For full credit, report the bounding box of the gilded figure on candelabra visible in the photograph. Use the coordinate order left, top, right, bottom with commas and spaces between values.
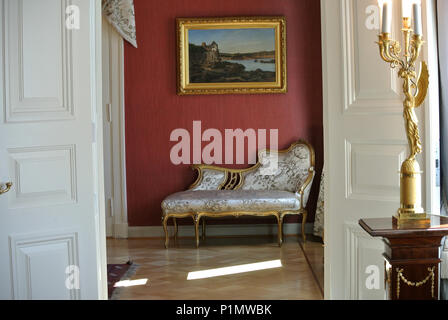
377, 1, 429, 221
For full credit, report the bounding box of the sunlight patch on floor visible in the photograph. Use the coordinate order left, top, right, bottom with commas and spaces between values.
114, 278, 148, 287
187, 260, 282, 280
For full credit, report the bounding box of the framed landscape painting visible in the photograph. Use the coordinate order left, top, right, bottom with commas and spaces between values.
176, 16, 287, 95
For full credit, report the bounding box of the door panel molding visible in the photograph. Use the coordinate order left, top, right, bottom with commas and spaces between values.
3, 0, 74, 123
7, 144, 77, 208
341, 0, 403, 115
345, 139, 407, 201
345, 222, 384, 300
9, 230, 80, 300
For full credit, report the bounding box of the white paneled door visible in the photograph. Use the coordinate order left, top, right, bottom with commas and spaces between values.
321, 0, 439, 299
0, 0, 106, 299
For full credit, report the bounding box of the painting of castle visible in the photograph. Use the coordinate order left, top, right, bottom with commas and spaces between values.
177, 17, 286, 95
188, 28, 277, 83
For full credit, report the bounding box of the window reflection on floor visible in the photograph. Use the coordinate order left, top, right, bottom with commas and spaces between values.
114, 278, 148, 287
187, 259, 282, 280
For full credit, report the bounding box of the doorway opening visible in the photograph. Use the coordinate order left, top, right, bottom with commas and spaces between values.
100, 18, 324, 300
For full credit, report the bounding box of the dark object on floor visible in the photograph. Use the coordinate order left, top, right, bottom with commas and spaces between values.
107, 261, 133, 299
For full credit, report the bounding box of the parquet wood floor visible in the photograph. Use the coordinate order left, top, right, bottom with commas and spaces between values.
107, 235, 324, 300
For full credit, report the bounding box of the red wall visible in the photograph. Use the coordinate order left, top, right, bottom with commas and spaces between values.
124, 0, 323, 227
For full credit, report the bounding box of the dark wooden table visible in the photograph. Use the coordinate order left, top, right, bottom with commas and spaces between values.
359, 215, 448, 300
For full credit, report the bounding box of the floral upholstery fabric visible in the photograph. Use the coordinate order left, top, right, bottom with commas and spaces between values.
190, 169, 226, 191
162, 190, 301, 214
162, 142, 314, 216
241, 144, 311, 193
313, 170, 325, 238
102, 0, 137, 48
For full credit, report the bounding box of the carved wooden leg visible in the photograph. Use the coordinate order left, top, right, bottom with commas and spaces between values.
202, 218, 206, 241
162, 215, 169, 249
193, 214, 200, 248
173, 218, 178, 239
301, 210, 308, 243
277, 213, 284, 247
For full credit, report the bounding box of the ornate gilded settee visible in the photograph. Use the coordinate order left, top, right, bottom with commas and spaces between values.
161, 140, 315, 248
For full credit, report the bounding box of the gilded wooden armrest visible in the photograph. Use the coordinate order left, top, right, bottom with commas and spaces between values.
298, 167, 315, 209
296, 140, 316, 209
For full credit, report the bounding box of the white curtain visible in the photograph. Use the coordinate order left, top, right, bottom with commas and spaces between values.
102, 0, 137, 48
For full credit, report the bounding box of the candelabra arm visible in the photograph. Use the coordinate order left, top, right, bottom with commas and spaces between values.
377, 34, 402, 67
409, 35, 424, 67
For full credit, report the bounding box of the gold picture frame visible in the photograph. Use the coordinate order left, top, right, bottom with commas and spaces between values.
176, 16, 287, 95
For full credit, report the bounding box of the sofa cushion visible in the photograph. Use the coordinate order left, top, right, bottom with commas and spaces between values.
241, 144, 311, 193
161, 190, 301, 214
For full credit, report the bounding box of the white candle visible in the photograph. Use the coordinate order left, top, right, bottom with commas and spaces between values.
382, 2, 392, 33
413, 2, 422, 35
402, 0, 413, 18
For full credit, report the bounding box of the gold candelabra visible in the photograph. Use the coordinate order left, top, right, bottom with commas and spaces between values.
377, 17, 429, 222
